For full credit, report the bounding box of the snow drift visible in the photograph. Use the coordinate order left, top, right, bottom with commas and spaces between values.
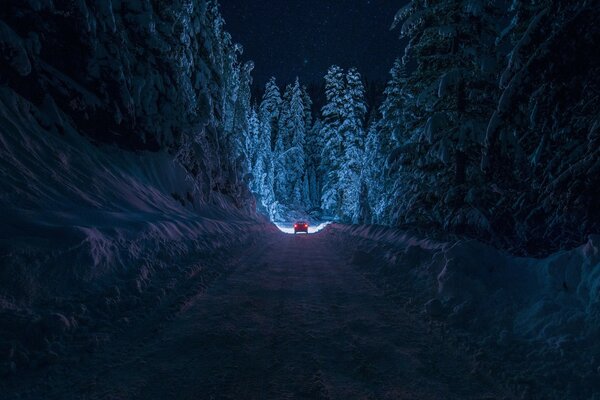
0, 0, 268, 377
0, 86, 267, 303
333, 224, 600, 399
0, 85, 272, 376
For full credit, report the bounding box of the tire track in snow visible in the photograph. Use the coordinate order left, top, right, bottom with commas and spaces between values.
4, 227, 513, 399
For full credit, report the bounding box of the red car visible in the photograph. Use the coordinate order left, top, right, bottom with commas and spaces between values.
294, 221, 309, 234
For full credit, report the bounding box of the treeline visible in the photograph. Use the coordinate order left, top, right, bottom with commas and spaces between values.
240, 0, 599, 254
372, 0, 600, 254
240, 77, 317, 219
237, 68, 375, 222
0, 0, 255, 207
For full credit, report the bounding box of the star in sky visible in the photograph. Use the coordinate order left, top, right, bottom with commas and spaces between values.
220, 1, 408, 86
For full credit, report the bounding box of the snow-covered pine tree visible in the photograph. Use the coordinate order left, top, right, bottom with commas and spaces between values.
338, 68, 367, 222
389, 0, 501, 234
244, 106, 260, 176
482, 0, 600, 253
301, 85, 314, 207
305, 118, 324, 208
273, 126, 288, 204
254, 78, 282, 216
362, 116, 385, 223
301, 85, 313, 130
251, 100, 278, 219
278, 83, 294, 149
230, 61, 254, 174
259, 77, 282, 150
271, 83, 294, 204
380, 58, 428, 225
320, 65, 346, 216
285, 78, 308, 205
264, 156, 281, 220
379, 58, 409, 151
354, 180, 373, 225
154, 0, 256, 208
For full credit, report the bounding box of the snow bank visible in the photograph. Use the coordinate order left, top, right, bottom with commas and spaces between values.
434, 236, 600, 343
332, 224, 600, 399
0, 85, 276, 374
334, 224, 600, 341
0, 86, 271, 304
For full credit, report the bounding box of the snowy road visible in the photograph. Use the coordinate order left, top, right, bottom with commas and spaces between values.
3, 227, 510, 399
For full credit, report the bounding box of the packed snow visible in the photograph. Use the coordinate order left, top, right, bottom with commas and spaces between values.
332, 224, 600, 399
1, 0, 598, 399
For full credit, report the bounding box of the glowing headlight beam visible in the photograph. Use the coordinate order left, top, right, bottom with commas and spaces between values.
274, 221, 332, 235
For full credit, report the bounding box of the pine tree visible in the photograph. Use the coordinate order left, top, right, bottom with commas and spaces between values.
285, 78, 307, 205
253, 78, 282, 216
245, 106, 260, 175
251, 103, 278, 219
264, 156, 281, 220
305, 118, 323, 208
320, 65, 346, 215
278, 83, 294, 149
388, 0, 501, 233
301, 85, 313, 130
378, 58, 416, 225
354, 180, 373, 225
379, 58, 409, 148
482, 0, 600, 251
338, 68, 367, 221
230, 61, 254, 173
363, 117, 385, 223
259, 77, 282, 150
273, 129, 288, 204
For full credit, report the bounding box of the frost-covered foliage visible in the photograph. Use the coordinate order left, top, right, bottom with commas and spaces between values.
283, 79, 308, 204
320, 66, 347, 216
245, 76, 324, 220
381, 0, 502, 236
339, 68, 367, 223
481, 0, 600, 253
362, 118, 386, 223
318, 66, 370, 222
0, 0, 273, 375
0, 0, 255, 207
367, 0, 599, 254
305, 119, 323, 208
245, 67, 371, 222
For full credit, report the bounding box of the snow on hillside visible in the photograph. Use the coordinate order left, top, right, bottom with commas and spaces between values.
332, 224, 600, 399
0, 86, 274, 375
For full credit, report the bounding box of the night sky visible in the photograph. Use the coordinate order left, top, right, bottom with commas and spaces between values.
219, 1, 408, 87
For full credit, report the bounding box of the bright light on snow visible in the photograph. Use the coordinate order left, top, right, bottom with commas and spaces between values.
274, 222, 332, 234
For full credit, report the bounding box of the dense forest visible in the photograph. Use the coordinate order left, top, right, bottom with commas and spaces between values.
1, 0, 597, 256
1, 1, 600, 398
237, 0, 600, 255
0, 0, 256, 210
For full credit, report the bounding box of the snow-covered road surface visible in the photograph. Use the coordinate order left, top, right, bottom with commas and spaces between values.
2, 227, 510, 400
275, 221, 332, 234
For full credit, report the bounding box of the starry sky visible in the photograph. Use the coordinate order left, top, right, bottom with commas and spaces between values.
219, 1, 408, 87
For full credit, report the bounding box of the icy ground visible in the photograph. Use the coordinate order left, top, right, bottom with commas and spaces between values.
2, 223, 598, 399
2, 227, 510, 399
